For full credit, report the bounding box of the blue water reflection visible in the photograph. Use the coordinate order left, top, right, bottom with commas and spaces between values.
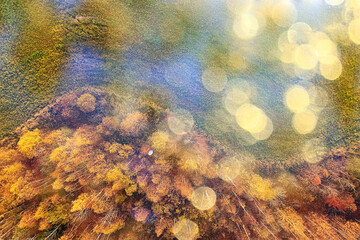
61, 47, 105, 88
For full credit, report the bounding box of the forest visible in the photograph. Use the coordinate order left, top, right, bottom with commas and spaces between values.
0, 86, 359, 239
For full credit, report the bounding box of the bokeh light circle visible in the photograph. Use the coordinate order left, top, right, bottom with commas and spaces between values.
348, 19, 360, 44
173, 218, 199, 240
325, 0, 344, 6
216, 156, 242, 182
235, 103, 268, 134
167, 109, 195, 135
292, 110, 318, 134
295, 44, 318, 70
250, 116, 273, 140
233, 13, 259, 40
271, 0, 297, 27
201, 67, 228, 93
288, 22, 312, 44
302, 138, 327, 164
319, 57, 343, 80
190, 187, 217, 211
285, 85, 310, 113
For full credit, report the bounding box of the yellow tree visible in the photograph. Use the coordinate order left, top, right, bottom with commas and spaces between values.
17, 129, 42, 158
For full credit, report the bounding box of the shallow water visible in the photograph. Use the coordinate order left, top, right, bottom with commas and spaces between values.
1, 0, 360, 239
